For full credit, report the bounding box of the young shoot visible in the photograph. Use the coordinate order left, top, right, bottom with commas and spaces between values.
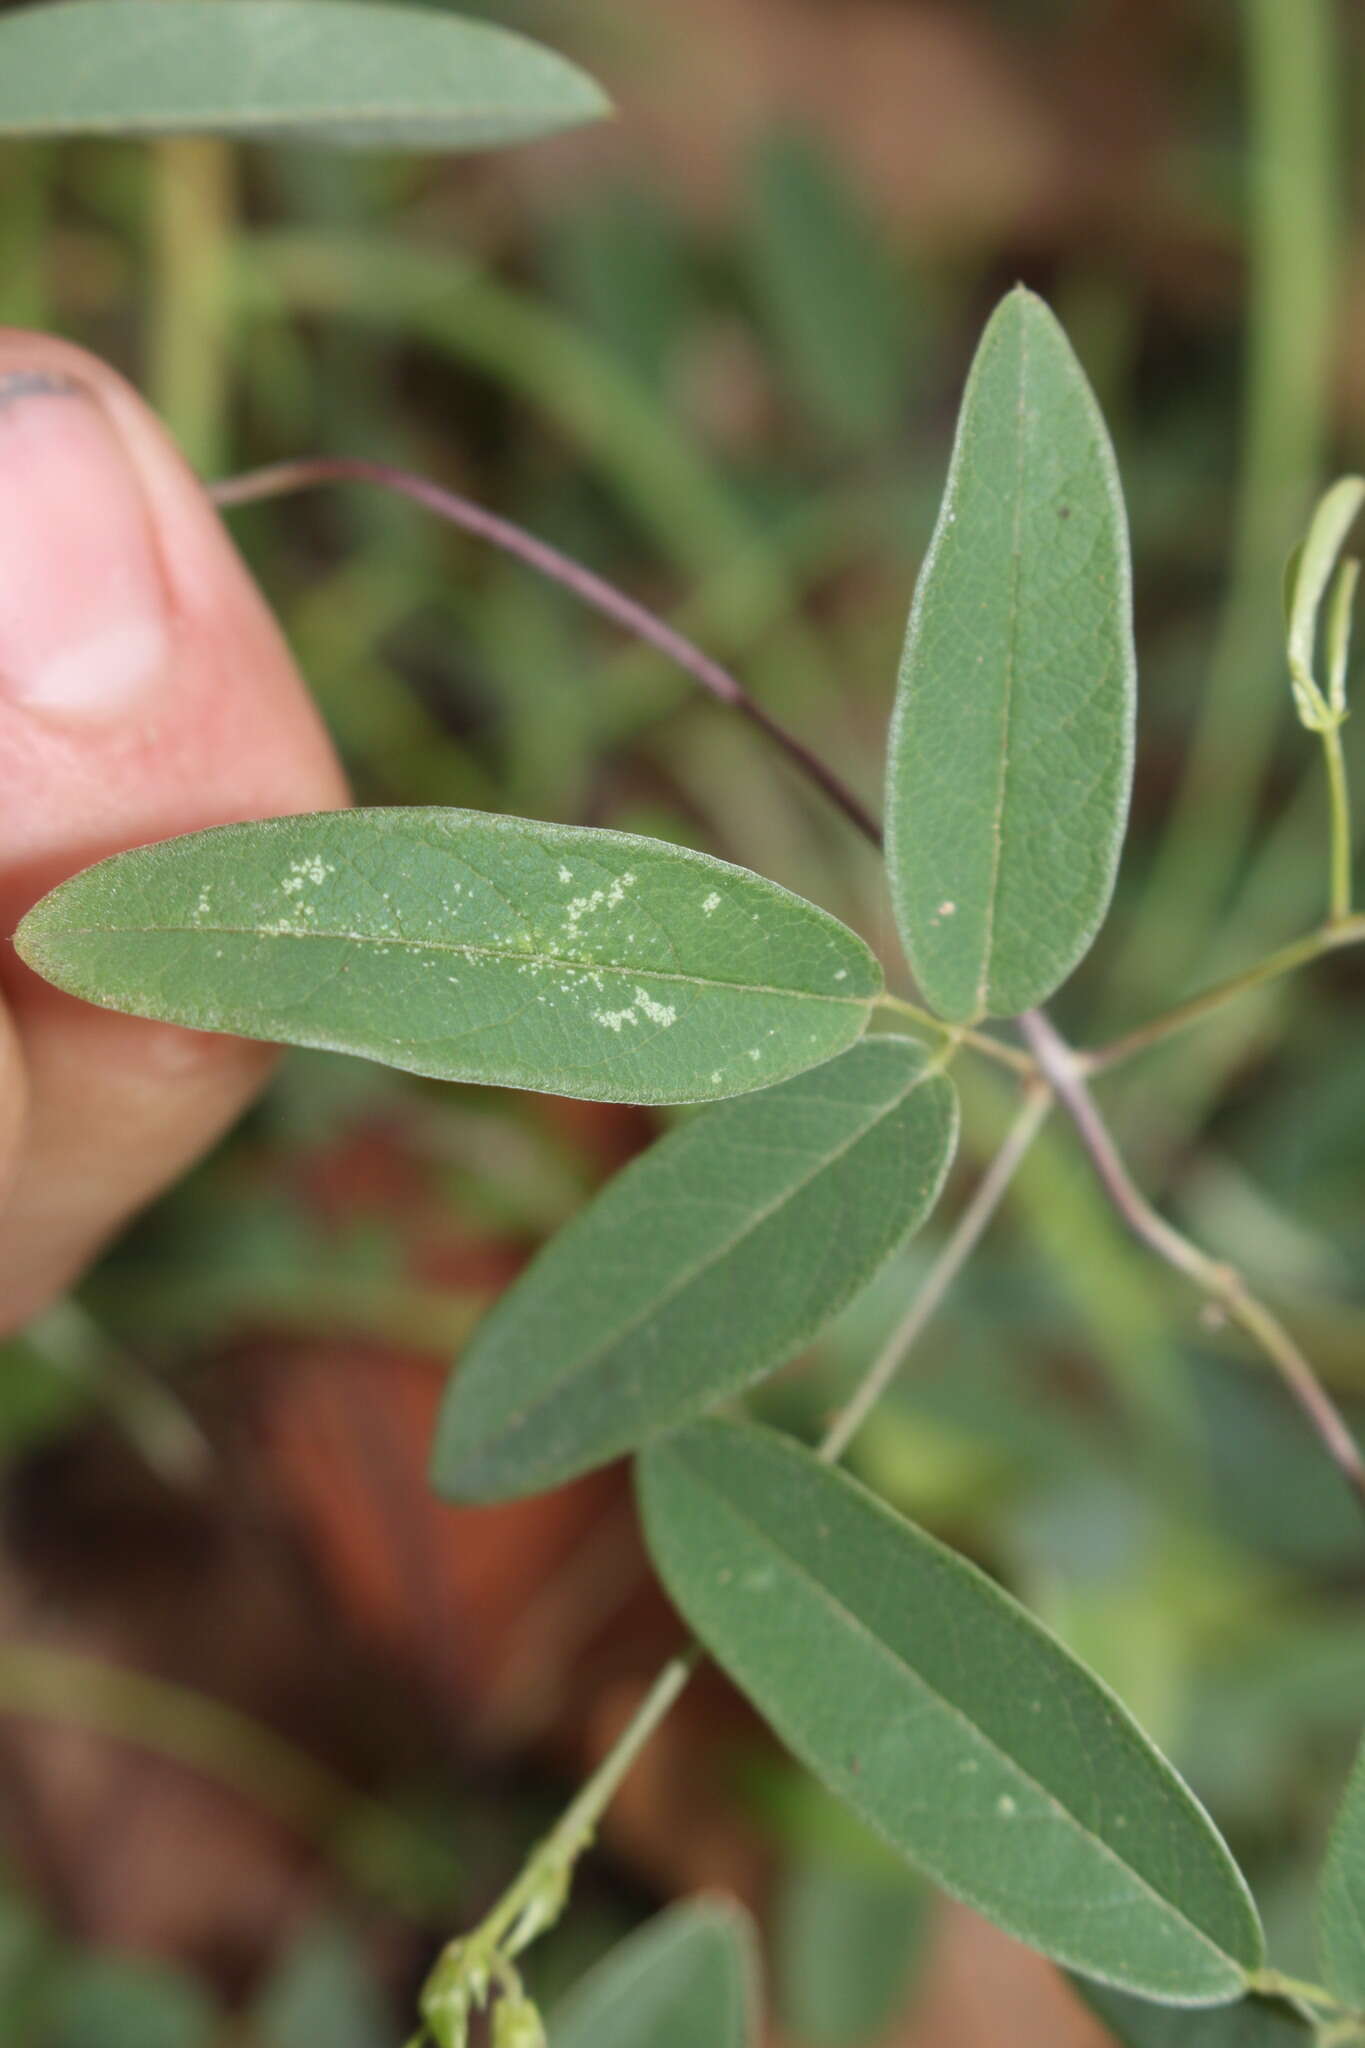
1284, 474, 1364, 920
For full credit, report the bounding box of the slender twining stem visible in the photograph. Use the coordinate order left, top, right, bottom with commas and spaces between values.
1085, 913, 1365, 1073
1020, 1009, 1365, 1513
876, 993, 1035, 1076
491, 1649, 697, 1958
819, 1085, 1053, 1464
211, 457, 882, 845
1324, 720, 1355, 920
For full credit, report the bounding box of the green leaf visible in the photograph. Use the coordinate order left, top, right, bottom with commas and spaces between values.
885, 286, 1136, 1022
1318, 1728, 1365, 2006
16, 809, 881, 1107
0, 1, 608, 152
774, 1862, 928, 2046
550, 1901, 759, 2048
638, 1421, 1262, 2004
1077, 1982, 1311, 2047
1284, 475, 1365, 728
432, 1037, 957, 1501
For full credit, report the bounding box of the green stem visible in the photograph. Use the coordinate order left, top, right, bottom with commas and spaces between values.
490, 1649, 699, 1961
818, 1085, 1052, 1463
0, 143, 53, 330
1324, 720, 1354, 920
150, 136, 235, 474
419, 1648, 699, 2037
875, 993, 1034, 1076
1246, 1966, 1352, 2015
1085, 914, 1365, 1072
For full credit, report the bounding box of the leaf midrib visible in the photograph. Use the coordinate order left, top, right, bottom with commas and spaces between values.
973, 312, 1030, 1019
459, 1067, 940, 1474
38, 921, 874, 1009
669, 1446, 1251, 1986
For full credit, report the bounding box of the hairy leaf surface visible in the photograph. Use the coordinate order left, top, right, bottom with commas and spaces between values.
433, 1037, 956, 1500
551, 1901, 758, 2048
0, 1, 607, 151
886, 286, 1135, 1021
638, 1421, 1262, 2003
17, 811, 880, 1106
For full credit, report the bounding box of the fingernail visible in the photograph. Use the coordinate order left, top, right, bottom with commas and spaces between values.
0, 370, 171, 715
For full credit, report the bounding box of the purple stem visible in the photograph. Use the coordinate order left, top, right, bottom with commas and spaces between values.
210, 457, 883, 847
1020, 1008, 1365, 1516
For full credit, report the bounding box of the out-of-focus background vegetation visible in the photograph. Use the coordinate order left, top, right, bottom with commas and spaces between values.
1, 1, 1363, 2041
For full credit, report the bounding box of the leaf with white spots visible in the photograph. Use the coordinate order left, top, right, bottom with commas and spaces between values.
432, 1038, 957, 1501
638, 1421, 1263, 2004
886, 286, 1136, 1022
15, 809, 881, 1106
0, 1, 608, 152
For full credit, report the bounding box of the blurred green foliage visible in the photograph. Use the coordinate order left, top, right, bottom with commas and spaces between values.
1, 0, 1363, 2040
